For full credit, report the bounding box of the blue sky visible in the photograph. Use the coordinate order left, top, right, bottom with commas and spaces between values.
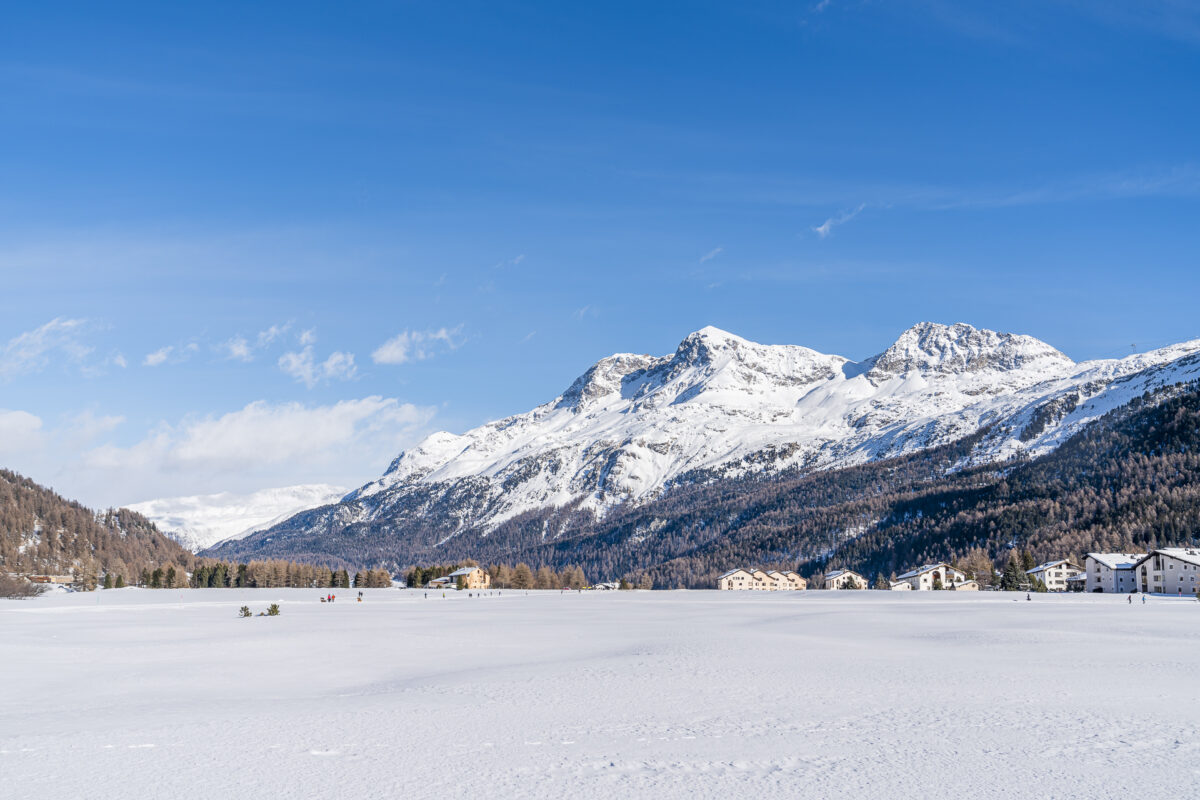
2, 0, 1199, 505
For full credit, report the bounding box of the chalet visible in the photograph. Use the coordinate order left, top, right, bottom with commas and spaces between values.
1132, 548, 1200, 596
1025, 560, 1083, 592
893, 563, 967, 591
823, 569, 867, 590
889, 580, 913, 591
1084, 553, 1144, 593
955, 580, 980, 591
427, 566, 491, 590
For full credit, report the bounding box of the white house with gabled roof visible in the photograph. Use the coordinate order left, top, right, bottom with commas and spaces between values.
893, 563, 967, 591
1084, 553, 1144, 593
823, 569, 867, 590
1132, 548, 1200, 596
718, 568, 766, 590
1025, 559, 1083, 592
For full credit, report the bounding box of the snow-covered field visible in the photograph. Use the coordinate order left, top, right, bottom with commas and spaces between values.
3, 590, 1198, 799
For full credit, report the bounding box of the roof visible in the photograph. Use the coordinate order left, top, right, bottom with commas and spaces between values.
825, 569, 863, 580
1132, 551, 1200, 568
895, 563, 963, 580
447, 566, 481, 577
1086, 553, 1145, 570
718, 568, 752, 579
1026, 559, 1082, 575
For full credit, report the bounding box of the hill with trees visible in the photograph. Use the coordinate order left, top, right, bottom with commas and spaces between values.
0, 469, 193, 587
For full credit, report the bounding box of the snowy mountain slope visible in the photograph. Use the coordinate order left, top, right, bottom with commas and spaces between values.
211, 323, 1200, 557
128, 484, 348, 552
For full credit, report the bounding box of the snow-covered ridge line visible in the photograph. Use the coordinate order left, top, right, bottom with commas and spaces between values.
281, 322, 1200, 544
129, 484, 349, 552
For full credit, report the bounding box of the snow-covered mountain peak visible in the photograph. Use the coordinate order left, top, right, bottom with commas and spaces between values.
273, 323, 1200, 547
866, 322, 1073, 381
558, 352, 661, 410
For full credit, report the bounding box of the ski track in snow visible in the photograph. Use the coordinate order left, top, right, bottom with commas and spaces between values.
3, 588, 1198, 798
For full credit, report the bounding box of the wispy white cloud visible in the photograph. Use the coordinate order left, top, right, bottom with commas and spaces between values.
371, 326, 464, 366
0, 317, 93, 380
218, 322, 291, 362
812, 203, 866, 238
142, 342, 198, 368
143, 346, 174, 367
493, 253, 527, 269
220, 336, 253, 362
278, 345, 357, 388
699, 246, 724, 263
520, 331, 536, 344
256, 323, 289, 348
573, 305, 597, 321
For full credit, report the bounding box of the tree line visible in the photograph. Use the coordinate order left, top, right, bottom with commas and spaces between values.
405, 561, 592, 590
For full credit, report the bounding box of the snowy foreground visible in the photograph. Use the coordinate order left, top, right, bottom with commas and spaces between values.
4, 590, 1199, 799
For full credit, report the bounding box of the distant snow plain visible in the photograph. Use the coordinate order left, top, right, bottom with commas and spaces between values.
3, 590, 1197, 799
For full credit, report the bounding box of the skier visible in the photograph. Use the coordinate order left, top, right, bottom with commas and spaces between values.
1142, 594, 1146, 604
1128, 594, 1132, 604
1026, 592, 1031, 601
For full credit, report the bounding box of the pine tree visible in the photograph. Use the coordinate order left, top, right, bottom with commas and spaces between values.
1000, 553, 1025, 591
102, 573, 113, 590
512, 563, 535, 589
115, 574, 125, 588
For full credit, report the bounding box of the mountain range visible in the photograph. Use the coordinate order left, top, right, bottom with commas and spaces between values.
127, 484, 348, 552
202, 322, 1200, 579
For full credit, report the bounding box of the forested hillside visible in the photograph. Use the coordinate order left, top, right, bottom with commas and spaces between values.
208, 381, 1200, 587
0, 470, 193, 584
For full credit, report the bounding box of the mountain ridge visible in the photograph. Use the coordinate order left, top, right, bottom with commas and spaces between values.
203, 322, 1200, 571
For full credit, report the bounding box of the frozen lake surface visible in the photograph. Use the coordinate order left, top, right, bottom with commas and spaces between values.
3, 588, 1198, 798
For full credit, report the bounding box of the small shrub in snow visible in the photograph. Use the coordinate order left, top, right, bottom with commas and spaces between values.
238, 606, 252, 618
267, 603, 281, 616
